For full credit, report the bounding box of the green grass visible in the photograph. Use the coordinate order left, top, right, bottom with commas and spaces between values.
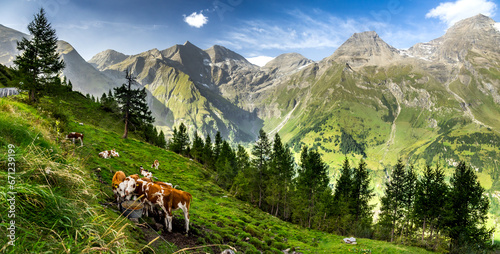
0, 92, 436, 253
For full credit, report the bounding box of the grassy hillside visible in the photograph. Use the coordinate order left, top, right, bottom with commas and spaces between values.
0, 92, 435, 253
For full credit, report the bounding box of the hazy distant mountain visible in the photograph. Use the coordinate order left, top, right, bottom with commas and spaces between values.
0, 25, 115, 97
56, 40, 115, 96
0, 24, 27, 66
88, 49, 128, 71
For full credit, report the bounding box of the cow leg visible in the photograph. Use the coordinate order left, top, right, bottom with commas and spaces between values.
179, 202, 190, 233
79, 137, 83, 147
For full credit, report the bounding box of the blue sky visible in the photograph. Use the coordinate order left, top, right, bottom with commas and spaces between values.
1, 0, 498, 66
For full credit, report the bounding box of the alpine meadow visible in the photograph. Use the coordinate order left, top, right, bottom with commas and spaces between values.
1, 2, 500, 254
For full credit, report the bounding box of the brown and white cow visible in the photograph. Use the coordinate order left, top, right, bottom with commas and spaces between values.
121, 178, 192, 233
160, 188, 192, 233
111, 171, 126, 203
99, 149, 120, 159
66, 132, 84, 146
151, 160, 159, 170
140, 166, 153, 178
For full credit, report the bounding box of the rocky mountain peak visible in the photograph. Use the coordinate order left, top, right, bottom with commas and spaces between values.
264, 53, 313, 74
88, 49, 128, 70
205, 45, 249, 64
407, 14, 500, 63
329, 31, 400, 68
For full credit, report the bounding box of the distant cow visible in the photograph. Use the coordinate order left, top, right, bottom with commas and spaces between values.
151, 160, 159, 170
66, 132, 84, 146
110, 149, 119, 157
99, 149, 119, 159
140, 166, 153, 178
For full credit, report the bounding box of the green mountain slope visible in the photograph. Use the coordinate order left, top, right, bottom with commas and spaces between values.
0, 92, 434, 253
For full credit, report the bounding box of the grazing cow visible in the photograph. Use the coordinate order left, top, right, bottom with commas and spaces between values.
110, 149, 119, 157
122, 179, 192, 233
160, 188, 192, 233
99, 150, 110, 158
99, 149, 119, 159
111, 171, 126, 203
116, 174, 140, 201
151, 160, 159, 170
66, 132, 84, 146
140, 166, 153, 178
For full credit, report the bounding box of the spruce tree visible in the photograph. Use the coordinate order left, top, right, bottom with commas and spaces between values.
414, 164, 448, 243
332, 157, 353, 235
294, 147, 330, 228
190, 132, 205, 162
232, 145, 253, 201
14, 8, 65, 103
445, 161, 492, 252
350, 159, 374, 236
114, 69, 153, 138
203, 134, 214, 169
379, 159, 407, 242
268, 133, 295, 218
251, 129, 271, 208
169, 123, 189, 155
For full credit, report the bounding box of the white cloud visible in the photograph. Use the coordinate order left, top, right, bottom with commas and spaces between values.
426, 0, 497, 27
183, 12, 208, 28
247, 56, 275, 67
495, 23, 500, 32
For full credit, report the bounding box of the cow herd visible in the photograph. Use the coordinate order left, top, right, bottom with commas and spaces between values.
64, 131, 192, 233
111, 164, 192, 233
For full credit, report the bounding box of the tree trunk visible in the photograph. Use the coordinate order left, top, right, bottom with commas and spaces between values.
422, 217, 426, 241
122, 110, 129, 138
29, 89, 36, 103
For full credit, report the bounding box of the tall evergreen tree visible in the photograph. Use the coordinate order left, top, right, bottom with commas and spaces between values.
332, 157, 353, 235
214, 131, 223, 161
114, 69, 153, 138
445, 161, 492, 252
268, 134, 295, 219
294, 147, 330, 229
169, 123, 190, 155
232, 145, 254, 201
379, 159, 407, 242
190, 132, 205, 162
157, 130, 167, 149
14, 8, 65, 103
350, 159, 374, 236
251, 129, 271, 208
414, 164, 448, 243
203, 134, 214, 169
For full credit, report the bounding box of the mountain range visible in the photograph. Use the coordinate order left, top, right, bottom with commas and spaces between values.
1, 15, 500, 211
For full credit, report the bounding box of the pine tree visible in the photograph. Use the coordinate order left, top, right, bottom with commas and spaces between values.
114, 69, 153, 138
350, 159, 374, 236
294, 147, 330, 229
445, 161, 492, 252
169, 123, 190, 155
214, 131, 223, 161
268, 133, 295, 219
203, 134, 214, 169
332, 157, 353, 235
14, 8, 65, 103
379, 159, 407, 242
157, 130, 167, 149
414, 164, 448, 243
251, 129, 271, 208
190, 132, 205, 162
232, 145, 255, 202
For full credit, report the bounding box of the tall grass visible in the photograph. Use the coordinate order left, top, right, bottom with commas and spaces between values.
0, 96, 142, 253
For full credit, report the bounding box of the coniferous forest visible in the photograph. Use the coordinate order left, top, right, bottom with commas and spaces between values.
168, 124, 494, 253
